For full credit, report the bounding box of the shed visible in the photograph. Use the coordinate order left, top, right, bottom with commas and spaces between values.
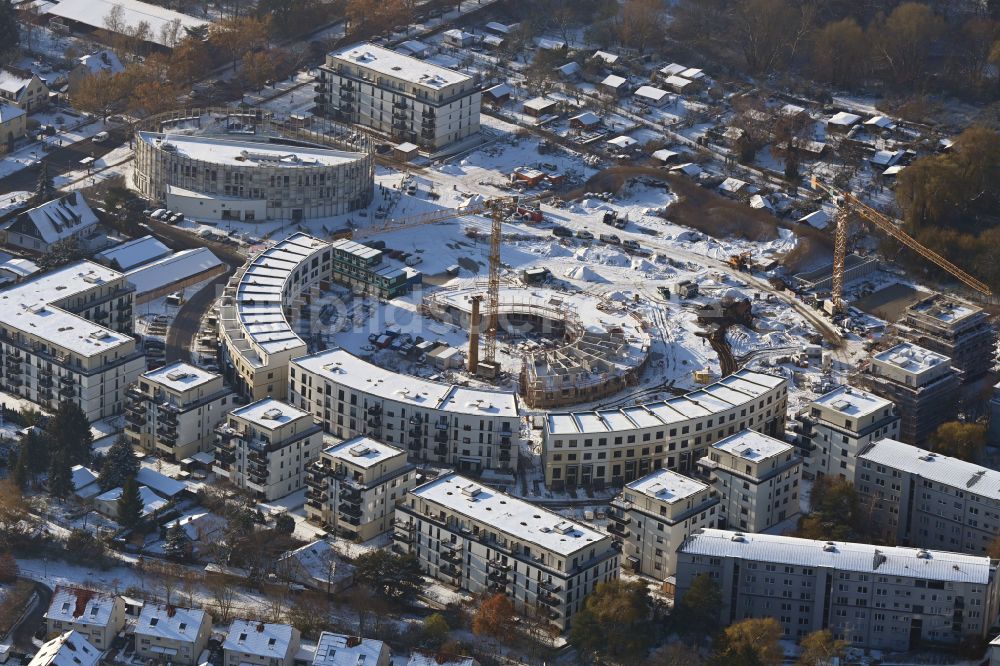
396, 40, 431, 58
718, 177, 748, 196
555, 62, 581, 80
442, 29, 474, 48
591, 51, 619, 66
651, 148, 679, 164
569, 111, 601, 130
799, 210, 830, 230
600, 74, 627, 96
393, 142, 420, 162
663, 75, 694, 94
659, 63, 686, 77
523, 97, 558, 117
606, 135, 638, 153
483, 83, 512, 105
827, 111, 861, 132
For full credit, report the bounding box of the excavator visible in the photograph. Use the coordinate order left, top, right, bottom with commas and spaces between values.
809, 177, 991, 314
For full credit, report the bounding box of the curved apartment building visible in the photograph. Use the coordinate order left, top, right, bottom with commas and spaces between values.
543, 369, 788, 490
289, 348, 521, 473
218, 232, 333, 400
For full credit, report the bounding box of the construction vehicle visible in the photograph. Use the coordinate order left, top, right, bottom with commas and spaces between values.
727, 252, 752, 272
809, 177, 991, 314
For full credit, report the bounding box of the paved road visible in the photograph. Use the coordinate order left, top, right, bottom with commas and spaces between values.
0, 125, 129, 193
10, 580, 51, 651
142, 221, 246, 364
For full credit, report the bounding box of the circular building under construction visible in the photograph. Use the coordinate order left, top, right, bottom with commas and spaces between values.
132, 108, 374, 223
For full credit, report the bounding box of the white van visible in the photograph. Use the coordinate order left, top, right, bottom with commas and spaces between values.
93, 131, 110, 144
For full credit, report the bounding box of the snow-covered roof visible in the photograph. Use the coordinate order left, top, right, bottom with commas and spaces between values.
396, 40, 430, 56
410, 473, 607, 557
277, 539, 354, 590
626, 469, 710, 504
223, 620, 296, 659
76, 51, 124, 77
634, 85, 669, 102
483, 83, 511, 99
680, 67, 704, 80
663, 75, 693, 90
523, 96, 558, 112
70, 466, 98, 494
827, 111, 861, 126
0, 69, 33, 96
313, 632, 386, 666
0, 102, 25, 122
799, 209, 830, 229
592, 50, 618, 64
606, 135, 637, 149
780, 103, 806, 116
47, 0, 208, 47
483, 21, 511, 34
859, 439, 1000, 499
321, 436, 406, 469
292, 348, 519, 418
136, 467, 187, 497
28, 631, 100, 666
0, 257, 38, 277
167, 511, 226, 542
711, 429, 792, 462
570, 111, 600, 126
871, 149, 904, 166
136, 604, 207, 643
8, 193, 98, 245
95, 485, 167, 516
601, 74, 626, 88
535, 37, 565, 50
231, 397, 311, 429
125, 247, 221, 295
96, 235, 171, 271
812, 385, 892, 419
0, 261, 134, 357
671, 162, 701, 176
46, 587, 120, 628
329, 43, 471, 90
547, 369, 784, 435
659, 63, 686, 76
142, 361, 220, 393
873, 342, 949, 376
138, 132, 360, 168
680, 528, 995, 584
718, 177, 747, 193
651, 149, 679, 162
406, 653, 475, 666
748, 194, 771, 210
556, 62, 580, 77
864, 115, 894, 128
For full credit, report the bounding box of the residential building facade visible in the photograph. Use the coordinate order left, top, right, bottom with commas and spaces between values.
793, 386, 899, 480
860, 342, 960, 445
1, 193, 100, 254
0, 261, 143, 421
0, 103, 25, 153
304, 436, 416, 541
45, 587, 126, 651
318, 43, 481, 151
134, 605, 212, 666
675, 529, 1000, 651
125, 362, 234, 461
543, 370, 787, 490
289, 348, 520, 473
214, 398, 323, 501
608, 468, 718, 579
0, 69, 49, 111
222, 620, 300, 666
856, 438, 1000, 555
394, 473, 619, 631
328, 238, 413, 299
698, 430, 802, 532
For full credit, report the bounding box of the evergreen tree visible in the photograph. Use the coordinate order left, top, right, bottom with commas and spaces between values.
274, 512, 294, 535
48, 450, 73, 499
0, 0, 19, 55
33, 161, 54, 204
45, 401, 93, 466
164, 522, 192, 562
117, 477, 143, 529
20, 429, 51, 483
10, 451, 27, 490
97, 437, 139, 491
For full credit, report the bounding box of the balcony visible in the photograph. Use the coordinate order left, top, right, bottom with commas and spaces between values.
339, 513, 361, 527
499, 451, 511, 463
408, 439, 422, 452
608, 509, 631, 525
441, 549, 462, 564
305, 487, 327, 503
368, 405, 382, 416
607, 522, 628, 538
156, 427, 177, 442
433, 445, 448, 456
305, 472, 327, 489
538, 579, 561, 593
38, 389, 54, 402
434, 422, 449, 431
339, 503, 361, 519
434, 431, 448, 444
126, 386, 145, 401
125, 411, 146, 427
306, 499, 323, 510
215, 424, 243, 440
439, 564, 460, 579
408, 415, 421, 425
394, 529, 414, 543
499, 436, 512, 449
37, 376, 53, 388
314, 83, 327, 93
408, 426, 422, 438
367, 417, 381, 428
538, 591, 560, 607
487, 559, 510, 572
59, 374, 73, 385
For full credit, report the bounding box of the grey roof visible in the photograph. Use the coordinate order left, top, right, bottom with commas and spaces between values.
680, 529, 994, 584
858, 438, 1000, 499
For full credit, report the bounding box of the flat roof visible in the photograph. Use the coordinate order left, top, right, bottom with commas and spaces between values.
812, 385, 892, 418
143, 361, 220, 392
329, 42, 471, 90
137, 132, 361, 168
411, 473, 606, 556
907, 293, 982, 324
329, 238, 381, 260
680, 529, 993, 584
711, 429, 791, 461
0, 261, 134, 356
293, 348, 519, 418
873, 342, 950, 375
232, 397, 311, 429
859, 438, 999, 499
546, 369, 784, 435
47, 0, 208, 47
322, 436, 406, 469
626, 469, 709, 504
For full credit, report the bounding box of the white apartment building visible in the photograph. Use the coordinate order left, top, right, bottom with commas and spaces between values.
796, 386, 899, 480
218, 232, 333, 400
313, 632, 390, 666
289, 348, 520, 473
676, 529, 1000, 651
0, 261, 143, 421
125, 362, 234, 461
28, 632, 100, 666
544, 370, 787, 489
214, 398, 323, 501
394, 473, 619, 632
223, 620, 300, 666
45, 587, 126, 651
134, 604, 212, 666
319, 43, 481, 151
304, 436, 416, 541
856, 438, 1000, 556
698, 430, 802, 532
609, 469, 718, 579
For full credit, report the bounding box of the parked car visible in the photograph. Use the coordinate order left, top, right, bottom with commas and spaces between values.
150, 209, 168, 220
93, 131, 110, 143
622, 239, 641, 251
552, 226, 573, 238
599, 233, 620, 244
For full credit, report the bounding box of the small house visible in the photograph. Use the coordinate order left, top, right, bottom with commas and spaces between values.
718, 177, 749, 197
1, 192, 99, 254
606, 135, 638, 154
483, 21, 513, 36
68, 51, 124, 92
396, 40, 431, 58
555, 62, 581, 80
599, 74, 627, 97
0, 68, 50, 112
313, 633, 389, 666
569, 111, 601, 130
442, 29, 474, 48
633, 85, 669, 107
393, 142, 419, 162
134, 605, 212, 666
483, 83, 511, 106
0, 103, 26, 153
827, 111, 861, 133
223, 620, 300, 666
522, 97, 558, 118
591, 51, 619, 67
658, 63, 686, 78
651, 148, 679, 164
534, 37, 566, 51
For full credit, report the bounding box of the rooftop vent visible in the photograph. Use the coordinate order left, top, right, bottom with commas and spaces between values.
967, 469, 986, 488
460, 483, 481, 498
916, 549, 931, 559
348, 444, 370, 457
261, 407, 283, 420
823, 542, 837, 552
730, 533, 746, 543
553, 521, 575, 534
165, 370, 192, 382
